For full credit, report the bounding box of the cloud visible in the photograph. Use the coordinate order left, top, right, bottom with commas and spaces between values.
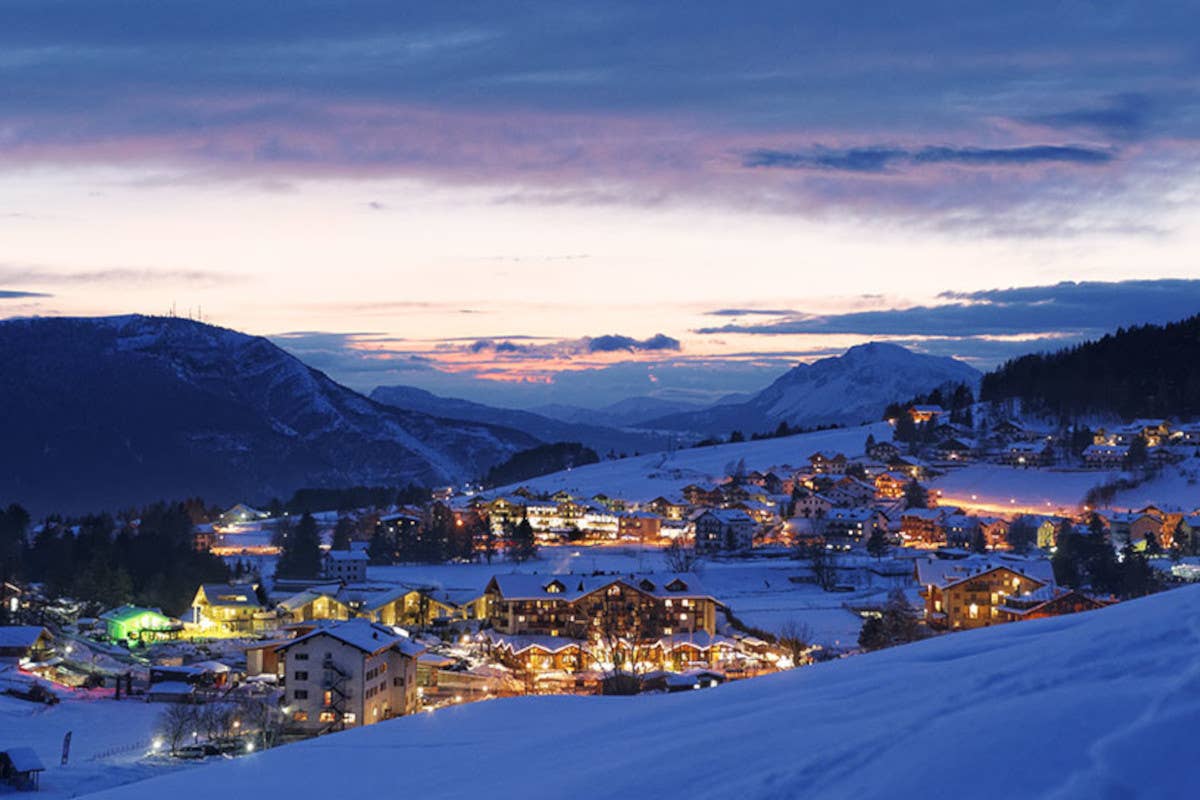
587, 333, 681, 353
0, 265, 238, 287
1029, 94, 1155, 142
696, 279, 1200, 338
0, 289, 51, 299
743, 144, 1114, 173
706, 308, 797, 317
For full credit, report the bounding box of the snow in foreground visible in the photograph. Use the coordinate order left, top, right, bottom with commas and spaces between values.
85, 586, 1200, 800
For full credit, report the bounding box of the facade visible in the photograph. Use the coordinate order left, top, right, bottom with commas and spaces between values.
692, 508, 757, 552
999, 587, 1106, 622
821, 508, 885, 549
189, 583, 265, 634
0, 626, 53, 663
278, 619, 424, 732
874, 472, 908, 501
323, 550, 369, 583
900, 509, 945, 546
1082, 444, 1128, 468
618, 511, 663, 542
917, 558, 1053, 630
808, 452, 848, 474
99, 605, 181, 644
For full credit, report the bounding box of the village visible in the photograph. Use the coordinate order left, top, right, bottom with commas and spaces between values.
2, 406, 1198, 795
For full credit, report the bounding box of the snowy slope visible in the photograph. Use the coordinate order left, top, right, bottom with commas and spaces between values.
644, 342, 981, 436
0, 315, 536, 512
494, 422, 892, 501
86, 586, 1200, 799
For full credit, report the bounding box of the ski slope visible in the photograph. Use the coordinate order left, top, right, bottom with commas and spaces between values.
86, 586, 1200, 799
497, 422, 891, 501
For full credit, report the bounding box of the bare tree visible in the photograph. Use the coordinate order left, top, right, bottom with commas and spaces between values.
777, 619, 814, 666
663, 539, 701, 573
158, 703, 199, 755
807, 545, 839, 592
585, 588, 657, 695
199, 702, 236, 742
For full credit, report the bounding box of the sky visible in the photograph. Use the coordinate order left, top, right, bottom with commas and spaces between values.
1, 2, 1198, 407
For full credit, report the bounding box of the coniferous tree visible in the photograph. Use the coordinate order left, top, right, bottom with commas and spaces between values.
866, 527, 889, 560
509, 517, 537, 563
331, 517, 354, 551
276, 512, 322, 579
903, 479, 928, 510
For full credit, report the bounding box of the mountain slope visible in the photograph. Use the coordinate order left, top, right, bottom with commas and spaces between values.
0, 316, 536, 513
369, 385, 673, 454
981, 313, 1200, 419
530, 396, 707, 428
85, 586, 1200, 799
645, 342, 981, 435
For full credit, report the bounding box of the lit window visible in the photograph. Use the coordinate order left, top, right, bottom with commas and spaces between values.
968, 603, 979, 619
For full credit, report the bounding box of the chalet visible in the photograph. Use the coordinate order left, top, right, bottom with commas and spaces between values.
484, 573, 719, 641
977, 517, 1011, 550
277, 619, 424, 732
189, 583, 265, 635
323, 550, 369, 583
0, 747, 45, 791
1082, 443, 1128, 469
643, 496, 689, 522
618, 511, 663, 542
486, 496, 528, 531
867, 441, 902, 462
908, 405, 945, 424
682, 484, 724, 506
826, 476, 877, 507
277, 584, 466, 629
99, 605, 181, 644
793, 490, 835, 518
891, 456, 931, 480
874, 471, 908, 501
1096, 509, 1165, 548
1000, 441, 1054, 467
992, 420, 1035, 442
808, 452, 848, 474
692, 508, 757, 552
916, 557, 1054, 630
746, 471, 785, 494
0, 626, 53, 663
998, 587, 1107, 622
217, 503, 269, 527
943, 514, 980, 547
821, 508, 886, 549
935, 436, 976, 464
900, 508, 945, 546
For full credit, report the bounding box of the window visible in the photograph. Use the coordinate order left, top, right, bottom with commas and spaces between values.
293, 689, 308, 700
293, 711, 309, 722
318, 711, 336, 723
342, 712, 356, 724
968, 603, 979, 620
393, 676, 404, 686
293, 652, 309, 661
294, 671, 308, 681
323, 690, 332, 705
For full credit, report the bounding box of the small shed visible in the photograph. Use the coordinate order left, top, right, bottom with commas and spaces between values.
1, 746, 46, 790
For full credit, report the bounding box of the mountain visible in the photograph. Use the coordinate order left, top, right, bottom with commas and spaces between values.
530, 396, 707, 428
369, 386, 675, 455
644, 342, 981, 436
85, 586, 1200, 799
0, 315, 537, 513
981, 313, 1200, 420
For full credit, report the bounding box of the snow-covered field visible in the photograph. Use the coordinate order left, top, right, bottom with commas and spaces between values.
494, 422, 891, 501
369, 545, 886, 647
0, 690, 193, 798
931, 459, 1200, 515
83, 585, 1200, 799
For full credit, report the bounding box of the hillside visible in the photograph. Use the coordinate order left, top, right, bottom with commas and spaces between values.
531, 396, 707, 428
494, 422, 892, 501
0, 316, 535, 513
370, 385, 674, 455
981, 314, 1200, 419
645, 342, 981, 436
85, 586, 1200, 799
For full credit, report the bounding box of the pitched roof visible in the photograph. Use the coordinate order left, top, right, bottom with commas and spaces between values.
915, 556, 1054, 589
486, 572, 713, 602
0, 626, 48, 649
279, 618, 425, 657
1, 746, 45, 773
198, 583, 262, 608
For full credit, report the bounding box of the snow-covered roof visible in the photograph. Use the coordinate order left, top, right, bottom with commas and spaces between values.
0, 625, 48, 649
325, 549, 369, 562
279, 618, 425, 658
486, 572, 712, 602
915, 556, 1054, 589
2, 746, 45, 773
198, 583, 262, 608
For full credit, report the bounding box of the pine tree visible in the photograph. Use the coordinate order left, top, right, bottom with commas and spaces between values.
903, 479, 928, 510
510, 517, 537, 563
276, 511, 322, 578
866, 527, 889, 560
331, 517, 354, 551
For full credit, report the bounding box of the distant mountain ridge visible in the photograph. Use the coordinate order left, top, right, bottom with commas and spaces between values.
529, 396, 707, 428
0, 315, 537, 513
368, 385, 675, 454
642, 342, 981, 436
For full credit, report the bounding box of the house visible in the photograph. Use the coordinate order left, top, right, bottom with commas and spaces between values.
0, 626, 53, 663
793, 490, 835, 518
943, 514, 980, 547
826, 476, 877, 507
1000, 441, 1054, 467
808, 452, 848, 474
908, 405, 945, 424
874, 471, 909, 501
323, 550, 369, 583
900, 509, 945, 546
0, 747, 45, 791
618, 511, 663, 542
99, 605, 181, 644
998, 587, 1107, 622
821, 508, 886, 549
643, 496, 690, 522
867, 441, 902, 462
277, 619, 424, 732
1082, 444, 1128, 469
217, 503, 269, 527
484, 573, 719, 644
189, 583, 265, 635
1096, 509, 1165, 548
916, 557, 1054, 630
935, 437, 976, 463
277, 584, 466, 629
977, 517, 1011, 550
692, 508, 757, 553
